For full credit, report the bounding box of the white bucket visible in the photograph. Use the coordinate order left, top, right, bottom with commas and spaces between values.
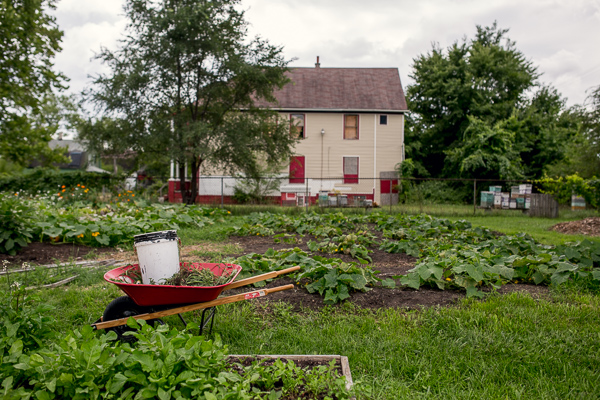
134, 230, 180, 285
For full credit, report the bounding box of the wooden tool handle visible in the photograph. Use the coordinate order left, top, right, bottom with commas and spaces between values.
223, 266, 301, 291
93, 284, 295, 330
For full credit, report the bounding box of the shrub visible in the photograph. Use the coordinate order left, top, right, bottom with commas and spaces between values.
0, 168, 123, 195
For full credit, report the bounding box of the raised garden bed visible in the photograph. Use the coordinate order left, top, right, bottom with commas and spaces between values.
228, 354, 353, 391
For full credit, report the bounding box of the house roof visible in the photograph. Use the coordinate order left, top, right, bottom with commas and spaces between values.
254, 66, 407, 113
48, 139, 86, 152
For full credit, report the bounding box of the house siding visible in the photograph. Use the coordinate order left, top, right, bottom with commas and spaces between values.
281, 112, 403, 204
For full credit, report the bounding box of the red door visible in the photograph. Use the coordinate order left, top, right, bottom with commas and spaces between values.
381, 179, 399, 194
289, 156, 305, 184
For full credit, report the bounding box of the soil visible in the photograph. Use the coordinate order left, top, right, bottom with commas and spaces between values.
551, 217, 600, 237
2, 233, 550, 311
0, 242, 115, 266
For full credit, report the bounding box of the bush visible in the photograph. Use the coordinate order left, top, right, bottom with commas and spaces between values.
0, 168, 123, 195
399, 180, 470, 204
536, 174, 600, 208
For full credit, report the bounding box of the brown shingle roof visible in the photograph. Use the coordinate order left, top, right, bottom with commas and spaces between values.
255, 67, 407, 112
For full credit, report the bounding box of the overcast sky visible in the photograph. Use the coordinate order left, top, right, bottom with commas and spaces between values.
52, 0, 600, 108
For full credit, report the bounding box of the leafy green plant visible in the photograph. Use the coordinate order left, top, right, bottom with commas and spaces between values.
307, 232, 374, 263
1, 319, 356, 399
231, 248, 390, 304
0, 194, 35, 255
372, 213, 600, 297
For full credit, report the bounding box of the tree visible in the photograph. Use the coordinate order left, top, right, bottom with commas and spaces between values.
0, 0, 67, 166
546, 85, 600, 178
86, 0, 296, 204
407, 22, 539, 178
445, 116, 523, 179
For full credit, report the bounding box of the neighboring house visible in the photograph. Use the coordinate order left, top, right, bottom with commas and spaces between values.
29, 137, 103, 172
168, 58, 407, 205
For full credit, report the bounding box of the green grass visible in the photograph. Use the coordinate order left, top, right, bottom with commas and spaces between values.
208, 290, 600, 399
12, 278, 600, 399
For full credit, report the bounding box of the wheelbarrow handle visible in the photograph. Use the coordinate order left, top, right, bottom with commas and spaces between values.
93, 284, 295, 331
222, 266, 301, 291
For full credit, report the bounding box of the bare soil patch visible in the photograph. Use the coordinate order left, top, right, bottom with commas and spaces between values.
551, 217, 600, 237
0, 242, 114, 266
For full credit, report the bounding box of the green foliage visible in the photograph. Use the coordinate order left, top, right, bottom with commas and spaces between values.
406, 22, 576, 180
0, 0, 67, 166
230, 248, 385, 304
1, 318, 354, 399
307, 232, 375, 263
445, 116, 523, 179
232, 211, 600, 298
0, 194, 35, 254
397, 180, 471, 205
0, 286, 56, 386
371, 213, 600, 297
548, 85, 600, 178
0, 169, 122, 195
86, 0, 296, 204
536, 173, 600, 208
0, 195, 230, 252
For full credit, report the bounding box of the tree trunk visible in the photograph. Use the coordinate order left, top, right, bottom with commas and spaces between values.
187, 157, 203, 206
179, 164, 188, 204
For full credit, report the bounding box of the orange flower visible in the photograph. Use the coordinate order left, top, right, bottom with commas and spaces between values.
77, 184, 80, 187
61, 185, 65, 188
131, 194, 135, 197
81, 185, 85, 188
118, 193, 121, 197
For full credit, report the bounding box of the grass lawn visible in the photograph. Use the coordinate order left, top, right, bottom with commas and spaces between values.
4, 206, 600, 399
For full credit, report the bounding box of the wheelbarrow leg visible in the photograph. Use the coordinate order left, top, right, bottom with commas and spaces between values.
175, 306, 216, 336
199, 307, 216, 336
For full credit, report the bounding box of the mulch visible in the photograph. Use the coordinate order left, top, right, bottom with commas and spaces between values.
551, 217, 600, 237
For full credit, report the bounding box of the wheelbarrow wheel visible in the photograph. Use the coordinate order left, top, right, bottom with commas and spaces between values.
102, 296, 160, 342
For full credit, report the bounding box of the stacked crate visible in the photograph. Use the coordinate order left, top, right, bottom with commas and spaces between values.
481, 184, 532, 209
571, 195, 586, 211
510, 184, 532, 210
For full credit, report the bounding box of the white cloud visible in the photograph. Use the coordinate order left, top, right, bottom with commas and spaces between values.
52, 0, 600, 106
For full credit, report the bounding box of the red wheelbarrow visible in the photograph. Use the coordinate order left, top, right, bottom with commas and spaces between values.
93, 263, 299, 340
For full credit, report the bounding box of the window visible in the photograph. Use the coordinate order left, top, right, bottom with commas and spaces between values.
344, 114, 358, 140
343, 156, 359, 184
379, 115, 388, 125
290, 114, 305, 139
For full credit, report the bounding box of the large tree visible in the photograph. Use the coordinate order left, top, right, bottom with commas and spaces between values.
0, 0, 67, 166
85, 0, 296, 204
546, 85, 600, 178
406, 22, 575, 180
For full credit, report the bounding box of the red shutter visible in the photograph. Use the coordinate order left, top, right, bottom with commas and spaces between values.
289, 156, 305, 184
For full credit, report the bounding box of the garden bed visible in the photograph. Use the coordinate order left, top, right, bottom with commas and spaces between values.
4, 231, 551, 311
228, 354, 353, 392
